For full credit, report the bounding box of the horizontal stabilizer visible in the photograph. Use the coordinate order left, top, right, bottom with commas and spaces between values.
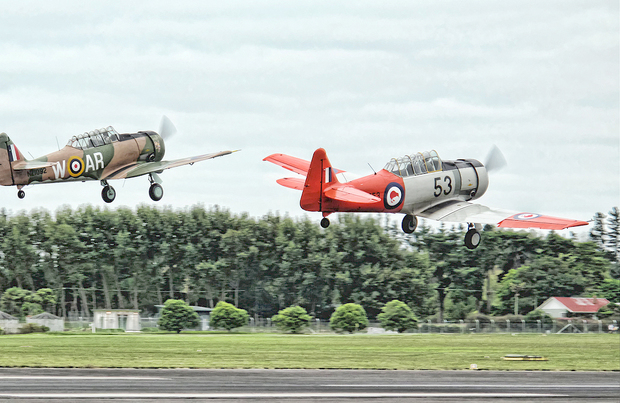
263, 154, 310, 176
276, 177, 305, 190
324, 185, 381, 204
12, 160, 57, 170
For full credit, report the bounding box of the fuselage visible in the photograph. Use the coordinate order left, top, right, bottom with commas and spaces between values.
0, 127, 165, 186
304, 151, 489, 215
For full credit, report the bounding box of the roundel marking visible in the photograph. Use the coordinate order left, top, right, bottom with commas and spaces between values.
514, 213, 541, 220
384, 182, 404, 210
68, 156, 85, 177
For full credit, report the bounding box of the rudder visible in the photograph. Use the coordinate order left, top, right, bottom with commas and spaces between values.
300, 148, 339, 212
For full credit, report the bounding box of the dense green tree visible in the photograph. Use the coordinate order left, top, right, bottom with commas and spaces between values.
209, 301, 249, 331
272, 306, 312, 333
329, 303, 368, 333
377, 300, 418, 333
157, 299, 200, 333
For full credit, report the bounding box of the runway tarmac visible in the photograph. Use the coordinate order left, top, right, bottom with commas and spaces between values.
0, 368, 617, 402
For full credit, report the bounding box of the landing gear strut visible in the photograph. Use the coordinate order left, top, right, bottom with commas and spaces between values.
148, 173, 164, 201
401, 214, 417, 234
464, 224, 481, 250
100, 180, 116, 203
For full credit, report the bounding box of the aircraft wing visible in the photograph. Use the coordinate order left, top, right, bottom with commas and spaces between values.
324, 185, 381, 204
12, 160, 57, 170
418, 200, 588, 230
103, 150, 236, 180
263, 153, 311, 176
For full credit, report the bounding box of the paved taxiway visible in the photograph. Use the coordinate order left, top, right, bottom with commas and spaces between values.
0, 368, 618, 402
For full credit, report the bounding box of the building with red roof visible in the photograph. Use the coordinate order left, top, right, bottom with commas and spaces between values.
537, 297, 610, 318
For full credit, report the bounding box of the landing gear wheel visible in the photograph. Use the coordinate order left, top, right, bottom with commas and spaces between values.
401, 214, 417, 234
464, 228, 481, 250
102, 186, 116, 203
320, 217, 330, 228
149, 183, 164, 201
17, 190, 25, 199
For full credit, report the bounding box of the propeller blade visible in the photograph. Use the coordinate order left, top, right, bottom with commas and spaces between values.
485, 145, 507, 172
159, 115, 177, 140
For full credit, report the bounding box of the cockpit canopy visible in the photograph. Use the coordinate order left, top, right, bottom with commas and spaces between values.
67, 126, 120, 150
384, 150, 442, 177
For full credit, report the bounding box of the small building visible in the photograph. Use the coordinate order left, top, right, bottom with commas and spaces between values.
27, 312, 64, 332
0, 311, 19, 334
93, 309, 141, 332
537, 297, 610, 318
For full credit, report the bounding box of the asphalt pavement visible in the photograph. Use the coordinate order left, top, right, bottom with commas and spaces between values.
0, 368, 617, 402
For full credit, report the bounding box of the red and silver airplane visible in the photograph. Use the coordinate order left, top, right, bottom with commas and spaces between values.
264, 147, 588, 249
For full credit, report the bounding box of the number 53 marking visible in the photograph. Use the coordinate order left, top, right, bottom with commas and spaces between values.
434, 176, 452, 197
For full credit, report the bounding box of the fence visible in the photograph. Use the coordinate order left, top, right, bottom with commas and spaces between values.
57, 317, 618, 334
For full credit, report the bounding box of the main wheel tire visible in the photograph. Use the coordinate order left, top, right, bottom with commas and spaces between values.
320, 217, 330, 228
464, 228, 481, 250
102, 186, 116, 203
17, 190, 25, 199
149, 183, 164, 201
401, 214, 417, 234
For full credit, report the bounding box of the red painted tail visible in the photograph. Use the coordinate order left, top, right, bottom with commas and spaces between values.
300, 148, 338, 212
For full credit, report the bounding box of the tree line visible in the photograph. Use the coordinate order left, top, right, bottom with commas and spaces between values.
0, 204, 617, 321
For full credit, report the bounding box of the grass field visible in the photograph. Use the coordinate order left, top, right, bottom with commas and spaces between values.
0, 333, 618, 371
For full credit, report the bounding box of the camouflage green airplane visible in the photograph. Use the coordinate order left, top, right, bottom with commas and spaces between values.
0, 117, 235, 203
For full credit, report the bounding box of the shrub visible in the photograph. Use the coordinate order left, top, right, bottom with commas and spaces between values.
330, 303, 368, 333
158, 299, 200, 333
20, 323, 49, 334
209, 301, 249, 331
0, 326, 4, 335
377, 300, 417, 333
597, 303, 620, 319
272, 306, 312, 334
524, 309, 554, 324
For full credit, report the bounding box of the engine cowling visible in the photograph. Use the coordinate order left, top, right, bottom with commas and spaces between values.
451, 159, 489, 201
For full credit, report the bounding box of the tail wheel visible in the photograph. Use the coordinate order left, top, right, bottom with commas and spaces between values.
464, 228, 481, 250
149, 183, 164, 201
401, 214, 417, 234
320, 217, 330, 228
102, 186, 116, 203
17, 190, 25, 199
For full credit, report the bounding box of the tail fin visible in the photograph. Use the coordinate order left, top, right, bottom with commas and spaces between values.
300, 148, 339, 211
0, 132, 24, 185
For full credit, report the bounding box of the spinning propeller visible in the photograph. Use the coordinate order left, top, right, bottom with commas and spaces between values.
159, 115, 177, 141
485, 145, 507, 173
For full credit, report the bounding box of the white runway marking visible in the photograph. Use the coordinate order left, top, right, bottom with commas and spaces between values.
0, 392, 566, 399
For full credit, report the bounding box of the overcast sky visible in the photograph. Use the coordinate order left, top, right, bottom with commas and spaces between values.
0, 1, 617, 235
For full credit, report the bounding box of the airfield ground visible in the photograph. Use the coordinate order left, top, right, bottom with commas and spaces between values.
0, 333, 618, 371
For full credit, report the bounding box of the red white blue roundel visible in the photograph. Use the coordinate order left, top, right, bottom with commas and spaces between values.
514, 213, 541, 220
384, 182, 404, 210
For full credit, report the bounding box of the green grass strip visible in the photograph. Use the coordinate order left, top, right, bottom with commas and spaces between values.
0, 333, 618, 371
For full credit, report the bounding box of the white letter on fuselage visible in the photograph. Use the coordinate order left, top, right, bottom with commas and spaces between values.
94, 152, 104, 170
52, 161, 66, 179
85, 155, 95, 172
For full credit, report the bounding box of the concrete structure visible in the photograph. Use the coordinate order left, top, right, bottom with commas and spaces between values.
93, 309, 141, 331
537, 297, 610, 318
0, 311, 19, 334
26, 312, 64, 332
